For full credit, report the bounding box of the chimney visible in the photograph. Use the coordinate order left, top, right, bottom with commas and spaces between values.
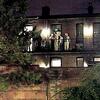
88, 2, 93, 14
42, 6, 50, 18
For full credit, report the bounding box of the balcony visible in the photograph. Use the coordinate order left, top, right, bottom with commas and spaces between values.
25, 38, 84, 52
22, 37, 100, 53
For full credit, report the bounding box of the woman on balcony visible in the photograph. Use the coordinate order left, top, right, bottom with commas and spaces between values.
64, 33, 70, 51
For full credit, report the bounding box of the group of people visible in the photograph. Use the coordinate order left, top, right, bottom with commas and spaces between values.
27, 32, 71, 51
49, 32, 70, 51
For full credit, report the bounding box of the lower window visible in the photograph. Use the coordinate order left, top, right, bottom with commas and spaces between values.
76, 57, 88, 67
50, 57, 62, 67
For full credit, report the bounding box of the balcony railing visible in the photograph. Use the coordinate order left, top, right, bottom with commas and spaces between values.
22, 38, 100, 52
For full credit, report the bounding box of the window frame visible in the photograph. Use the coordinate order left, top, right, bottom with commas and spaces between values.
50, 57, 62, 68
93, 22, 100, 49
94, 57, 100, 62
76, 23, 84, 43
76, 57, 84, 67
51, 24, 62, 35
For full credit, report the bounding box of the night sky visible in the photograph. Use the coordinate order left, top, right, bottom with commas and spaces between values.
26, 0, 100, 16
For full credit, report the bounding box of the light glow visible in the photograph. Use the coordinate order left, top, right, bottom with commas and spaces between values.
94, 58, 100, 62
41, 27, 50, 39
84, 24, 93, 38
39, 62, 49, 68
84, 61, 88, 67
25, 26, 33, 32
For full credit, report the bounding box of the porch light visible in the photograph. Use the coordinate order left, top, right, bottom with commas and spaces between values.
84, 24, 93, 38
41, 27, 50, 39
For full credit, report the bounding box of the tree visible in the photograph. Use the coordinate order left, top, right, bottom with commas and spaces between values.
0, 0, 33, 67
0, 0, 44, 88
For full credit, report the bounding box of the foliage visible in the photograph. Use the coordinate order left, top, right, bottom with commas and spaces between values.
0, 0, 38, 69
7, 71, 42, 86
81, 64, 100, 85
62, 86, 99, 100
0, 70, 43, 91
0, 0, 44, 90
0, 76, 9, 91
62, 64, 100, 100
0, 0, 28, 64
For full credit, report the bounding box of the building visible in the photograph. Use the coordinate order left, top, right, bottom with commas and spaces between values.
23, 1, 100, 89
26, 13, 100, 69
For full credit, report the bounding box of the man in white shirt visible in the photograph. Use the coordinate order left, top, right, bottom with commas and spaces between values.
64, 33, 70, 51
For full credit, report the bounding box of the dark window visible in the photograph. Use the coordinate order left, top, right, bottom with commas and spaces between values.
93, 23, 100, 49
76, 57, 84, 67
76, 23, 83, 43
76, 57, 88, 67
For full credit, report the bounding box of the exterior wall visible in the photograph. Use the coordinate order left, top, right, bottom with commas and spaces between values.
32, 17, 100, 50
32, 52, 99, 68
30, 17, 100, 68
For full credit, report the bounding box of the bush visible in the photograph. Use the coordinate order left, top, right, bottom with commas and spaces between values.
62, 64, 100, 100
0, 76, 9, 91
7, 71, 42, 86
62, 86, 99, 100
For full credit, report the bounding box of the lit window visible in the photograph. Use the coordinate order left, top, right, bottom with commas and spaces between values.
94, 58, 100, 62
51, 57, 62, 67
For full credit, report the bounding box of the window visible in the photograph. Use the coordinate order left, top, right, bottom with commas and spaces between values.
76, 57, 88, 67
51, 24, 62, 35
51, 24, 62, 36
76, 23, 84, 44
93, 23, 100, 49
50, 57, 62, 67
76, 57, 84, 67
94, 57, 100, 62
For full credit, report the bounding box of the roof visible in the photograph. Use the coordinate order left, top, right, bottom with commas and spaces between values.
27, 13, 100, 19
27, 0, 100, 17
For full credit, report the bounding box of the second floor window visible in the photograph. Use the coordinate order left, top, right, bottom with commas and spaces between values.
76, 23, 83, 44
93, 23, 100, 49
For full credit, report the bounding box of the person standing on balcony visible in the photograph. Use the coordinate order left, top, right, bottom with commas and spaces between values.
54, 32, 59, 51
64, 33, 70, 51
54, 30, 63, 51
58, 35, 63, 51
49, 33, 55, 51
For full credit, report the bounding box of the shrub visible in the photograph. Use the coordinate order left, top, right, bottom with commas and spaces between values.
0, 76, 9, 91
7, 71, 42, 86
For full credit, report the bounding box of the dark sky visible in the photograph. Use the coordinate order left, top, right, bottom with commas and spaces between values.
26, 0, 100, 16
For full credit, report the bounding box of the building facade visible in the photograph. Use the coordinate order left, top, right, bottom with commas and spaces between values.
26, 14, 100, 69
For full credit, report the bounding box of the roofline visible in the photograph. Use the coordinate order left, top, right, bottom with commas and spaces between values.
26, 13, 100, 19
